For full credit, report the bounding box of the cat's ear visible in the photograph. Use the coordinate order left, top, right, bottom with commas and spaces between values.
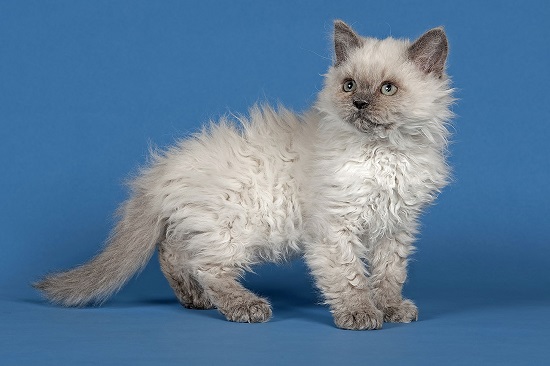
334, 20, 362, 67
408, 27, 448, 77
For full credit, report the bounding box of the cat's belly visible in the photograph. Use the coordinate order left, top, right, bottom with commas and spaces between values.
226, 168, 304, 263
159, 140, 305, 265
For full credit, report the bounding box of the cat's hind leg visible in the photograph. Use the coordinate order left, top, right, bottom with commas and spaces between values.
159, 236, 270, 321
161, 202, 272, 322
158, 241, 214, 310
195, 267, 272, 323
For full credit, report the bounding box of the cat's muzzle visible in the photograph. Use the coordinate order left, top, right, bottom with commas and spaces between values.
350, 112, 393, 132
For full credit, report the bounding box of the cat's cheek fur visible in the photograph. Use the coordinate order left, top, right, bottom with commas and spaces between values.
34, 22, 453, 331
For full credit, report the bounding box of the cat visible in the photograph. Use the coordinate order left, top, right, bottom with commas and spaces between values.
34, 20, 453, 330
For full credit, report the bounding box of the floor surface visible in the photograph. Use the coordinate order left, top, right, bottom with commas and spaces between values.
2, 261, 549, 366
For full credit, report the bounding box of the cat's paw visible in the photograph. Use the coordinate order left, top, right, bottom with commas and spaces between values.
333, 305, 384, 330
181, 295, 216, 310
221, 297, 272, 323
383, 299, 418, 323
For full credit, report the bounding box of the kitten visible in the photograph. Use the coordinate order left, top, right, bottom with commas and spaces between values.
35, 20, 453, 330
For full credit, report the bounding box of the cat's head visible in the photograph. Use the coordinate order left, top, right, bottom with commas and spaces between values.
317, 20, 453, 145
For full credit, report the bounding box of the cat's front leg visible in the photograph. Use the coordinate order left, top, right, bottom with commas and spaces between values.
304, 227, 383, 330
369, 231, 418, 323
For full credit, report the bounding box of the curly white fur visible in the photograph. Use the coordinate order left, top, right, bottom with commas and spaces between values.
35, 21, 454, 330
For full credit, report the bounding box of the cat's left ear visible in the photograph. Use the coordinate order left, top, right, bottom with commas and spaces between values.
408, 27, 448, 77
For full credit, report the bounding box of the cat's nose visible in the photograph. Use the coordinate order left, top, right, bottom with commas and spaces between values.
353, 100, 369, 109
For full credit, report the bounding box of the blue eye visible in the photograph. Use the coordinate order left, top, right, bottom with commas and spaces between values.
380, 82, 398, 96
343, 79, 357, 92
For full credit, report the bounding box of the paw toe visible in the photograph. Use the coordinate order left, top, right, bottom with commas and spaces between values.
384, 299, 418, 323
334, 306, 384, 330
223, 298, 272, 323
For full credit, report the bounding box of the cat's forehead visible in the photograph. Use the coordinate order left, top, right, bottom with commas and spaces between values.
340, 38, 410, 81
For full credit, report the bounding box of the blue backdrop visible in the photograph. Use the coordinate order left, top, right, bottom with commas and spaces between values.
1, 1, 549, 365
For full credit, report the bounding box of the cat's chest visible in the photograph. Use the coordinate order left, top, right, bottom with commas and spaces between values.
335, 147, 438, 222
363, 150, 422, 202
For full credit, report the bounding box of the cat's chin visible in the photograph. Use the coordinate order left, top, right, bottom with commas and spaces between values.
341, 111, 394, 133
366, 120, 393, 129
354, 118, 394, 133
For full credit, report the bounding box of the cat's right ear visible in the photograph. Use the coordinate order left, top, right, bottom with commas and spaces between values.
334, 20, 362, 67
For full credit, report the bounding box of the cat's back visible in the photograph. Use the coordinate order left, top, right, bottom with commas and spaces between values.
160, 105, 306, 186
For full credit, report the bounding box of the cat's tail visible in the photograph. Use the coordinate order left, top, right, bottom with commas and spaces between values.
33, 192, 164, 307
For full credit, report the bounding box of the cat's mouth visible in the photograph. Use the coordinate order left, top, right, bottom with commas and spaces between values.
365, 120, 389, 128
350, 115, 393, 132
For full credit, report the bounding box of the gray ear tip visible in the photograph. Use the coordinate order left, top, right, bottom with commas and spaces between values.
334, 19, 350, 30
430, 27, 447, 37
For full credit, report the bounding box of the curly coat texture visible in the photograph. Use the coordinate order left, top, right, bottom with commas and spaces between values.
35, 20, 454, 330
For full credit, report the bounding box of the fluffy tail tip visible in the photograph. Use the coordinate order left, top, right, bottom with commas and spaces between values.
32, 274, 98, 307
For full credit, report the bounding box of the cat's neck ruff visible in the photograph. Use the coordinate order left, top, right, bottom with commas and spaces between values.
311, 108, 447, 158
